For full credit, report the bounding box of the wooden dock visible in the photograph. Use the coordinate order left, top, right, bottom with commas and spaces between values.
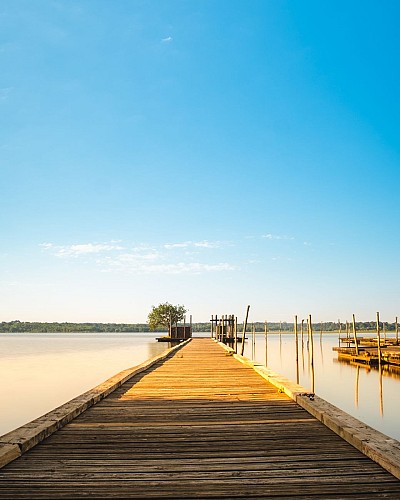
334, 345, 400, 367
1, 338, 399, 498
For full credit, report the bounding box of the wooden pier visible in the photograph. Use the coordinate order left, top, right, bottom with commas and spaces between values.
1, 338, 400, 498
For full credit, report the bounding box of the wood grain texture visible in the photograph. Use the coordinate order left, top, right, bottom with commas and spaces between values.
0, 338, 399, 498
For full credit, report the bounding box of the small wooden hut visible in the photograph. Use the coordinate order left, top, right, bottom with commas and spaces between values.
170, 325, 192, 340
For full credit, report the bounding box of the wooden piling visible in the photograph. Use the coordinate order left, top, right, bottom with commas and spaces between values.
376, 311, 382, 366
234, 316, 238, 354
264, 320, 268, 366
352, 314, 359, 356
252, 323, 255, 360
240, 305, 250, 356
308, 314, 315, 394
294, 315, 299, 384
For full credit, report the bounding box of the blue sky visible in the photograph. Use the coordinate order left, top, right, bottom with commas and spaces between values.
1, 1, 399, 323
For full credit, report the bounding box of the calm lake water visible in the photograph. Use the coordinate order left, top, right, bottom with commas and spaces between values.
1, 332, 399, 442
0, 333, 166, 436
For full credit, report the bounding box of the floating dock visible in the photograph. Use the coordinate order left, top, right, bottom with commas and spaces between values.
334, 345, 400, 367
1, 338, 399, 498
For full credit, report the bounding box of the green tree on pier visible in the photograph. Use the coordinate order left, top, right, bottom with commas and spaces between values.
147, 302, 187, 336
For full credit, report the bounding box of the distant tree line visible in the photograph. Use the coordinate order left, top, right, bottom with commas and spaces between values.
0, 321, 153, 333
1, 320, 397, 334
247, 321, 398, 332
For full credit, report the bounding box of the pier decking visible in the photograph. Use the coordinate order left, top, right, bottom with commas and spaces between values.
1, 338, 399, 498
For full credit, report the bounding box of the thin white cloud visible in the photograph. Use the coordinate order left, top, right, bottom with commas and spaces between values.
164, 242, 190, 249
108, 261, 236, 275
40, 242, 124, 258
113, 250, 161, 263
164, 240, 222, 250
194, 241, 221, 248
41, 240, 236, 275
262, 233, 294, 241
161, 36, 173, 43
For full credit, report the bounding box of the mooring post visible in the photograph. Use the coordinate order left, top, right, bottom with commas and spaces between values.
252, 323, 255, 360
294, 315, 299, 384
352, 314, 359, 356
338, 319, 341, 343
396, 316, 399, 345
234, 316, 238, 353
376, 311, 382, 366
308, 314, 315, 393
240, 305, 250, 356
264, 320, 268, 367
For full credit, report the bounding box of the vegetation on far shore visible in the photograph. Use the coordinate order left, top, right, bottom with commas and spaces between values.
0, 320, 398, 334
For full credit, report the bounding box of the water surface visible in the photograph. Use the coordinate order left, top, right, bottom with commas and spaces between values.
0, 333, 166, 436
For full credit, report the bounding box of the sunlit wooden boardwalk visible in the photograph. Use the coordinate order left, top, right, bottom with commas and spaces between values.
1, 338, 399, 498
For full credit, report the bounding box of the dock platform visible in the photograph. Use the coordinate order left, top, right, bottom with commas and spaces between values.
0, 338, 399, 498
334, 345, 400, 367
